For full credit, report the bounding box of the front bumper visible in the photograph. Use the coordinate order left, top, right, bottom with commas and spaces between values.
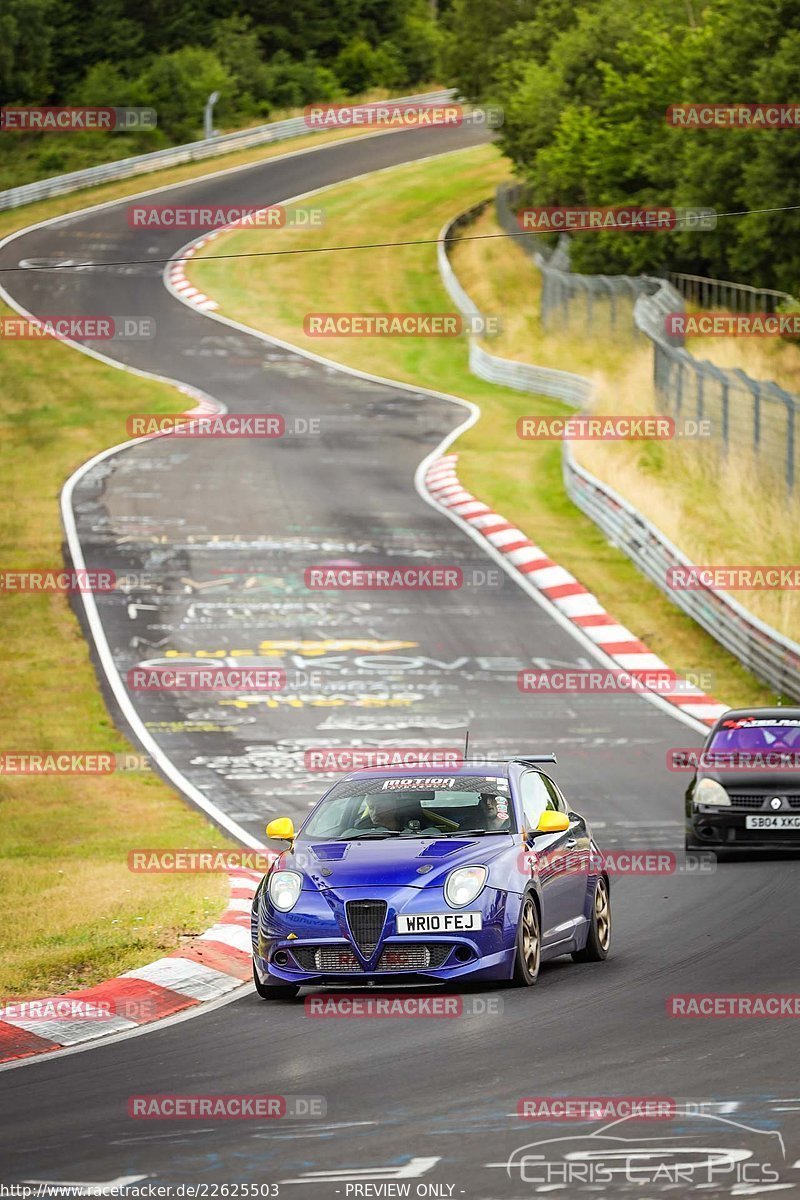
252, 883, 519, 987
687, 806, 800, 850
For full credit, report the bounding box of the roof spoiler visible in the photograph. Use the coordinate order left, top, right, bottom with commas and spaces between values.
458, 755, 557, 765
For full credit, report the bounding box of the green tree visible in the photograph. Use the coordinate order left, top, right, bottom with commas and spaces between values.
136, 47, 230, 142
0, 0, 54, 104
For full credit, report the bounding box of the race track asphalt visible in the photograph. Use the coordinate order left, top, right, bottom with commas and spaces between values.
1, 120, 798, 1198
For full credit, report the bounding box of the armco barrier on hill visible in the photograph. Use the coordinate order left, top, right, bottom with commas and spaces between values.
0, 90, 456, 212
437, 195, 800, 700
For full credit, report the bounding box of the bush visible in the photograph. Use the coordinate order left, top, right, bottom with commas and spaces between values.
261, 51, 340, 110
135, 47, 231, 142
334, 37, 405, 93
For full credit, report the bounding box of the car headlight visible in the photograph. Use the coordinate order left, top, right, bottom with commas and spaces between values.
694, 778, 731, 807
444, 865, 488, 908
268, 870, 303, 912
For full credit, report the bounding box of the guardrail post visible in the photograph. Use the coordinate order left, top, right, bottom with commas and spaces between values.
696, 359, 704, 425
784, 390, 796, 492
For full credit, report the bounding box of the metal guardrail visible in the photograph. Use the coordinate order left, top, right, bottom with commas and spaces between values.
497, 183, 800, 496
667, 271, 793, 314
438, 199, 800, 700
495, 185, 657, 331
634, 283, 799, 492
438, 205, 592, 407
564, 445, 800, 698
0, 90, 456, 212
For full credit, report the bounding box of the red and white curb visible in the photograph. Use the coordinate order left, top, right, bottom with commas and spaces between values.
169, 209, 280, 313
0, 869, 266, 1064
167, 239, 219, 312
425, 454, 728, 726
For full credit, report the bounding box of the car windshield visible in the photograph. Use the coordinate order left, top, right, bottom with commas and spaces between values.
707, 719, 800, 757
301, 775, 516, 840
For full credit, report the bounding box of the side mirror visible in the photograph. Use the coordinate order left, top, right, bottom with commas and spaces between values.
533, 810, 570, 835
266, 816, 295, 841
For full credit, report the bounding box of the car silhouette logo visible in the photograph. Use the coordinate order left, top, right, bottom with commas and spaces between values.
504, 1111, 787, 1189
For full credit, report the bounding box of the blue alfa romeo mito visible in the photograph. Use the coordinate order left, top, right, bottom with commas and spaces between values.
251, 757, 611, 997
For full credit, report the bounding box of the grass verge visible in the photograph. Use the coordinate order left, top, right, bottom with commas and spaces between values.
451, 206, 800, 639
0, 106, 452, 999
188, 144, 776, 707
0, 314, 242, 997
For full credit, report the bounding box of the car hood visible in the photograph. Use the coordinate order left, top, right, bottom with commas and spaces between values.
281, 836, 514, 889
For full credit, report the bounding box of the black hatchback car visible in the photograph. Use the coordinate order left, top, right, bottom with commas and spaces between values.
685, 707, 800, 852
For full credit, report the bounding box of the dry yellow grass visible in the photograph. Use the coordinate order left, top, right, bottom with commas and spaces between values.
686, 319, 800, 394
450, 206, 800, 640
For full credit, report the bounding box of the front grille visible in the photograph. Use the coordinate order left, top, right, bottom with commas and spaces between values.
728, 795, 767, 809
290, 942, 453, 973
291, 947, 319, 971
346, 900, 387, 956
729, 794, 800, 810
377, 944, 452, 971
296, 946, 362, 972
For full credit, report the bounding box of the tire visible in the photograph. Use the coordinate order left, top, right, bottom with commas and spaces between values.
572, 876, 611, 963
252, 961, 299, 1000
511, 894, 541, 987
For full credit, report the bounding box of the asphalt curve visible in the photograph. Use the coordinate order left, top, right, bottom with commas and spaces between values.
1, 123, 799, 1198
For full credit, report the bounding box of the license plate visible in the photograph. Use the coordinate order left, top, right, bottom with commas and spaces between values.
396, 912, 482, 933
745, 814, 800, 830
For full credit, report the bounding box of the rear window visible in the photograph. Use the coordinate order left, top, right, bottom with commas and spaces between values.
708, 719, 800, 755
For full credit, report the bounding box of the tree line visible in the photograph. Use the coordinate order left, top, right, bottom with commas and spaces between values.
1, 0, 446, 144
447, 0, 800, 295
1, 0, 798, 294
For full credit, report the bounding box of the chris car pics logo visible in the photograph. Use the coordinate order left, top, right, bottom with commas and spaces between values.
503, 1112, 786, 1189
